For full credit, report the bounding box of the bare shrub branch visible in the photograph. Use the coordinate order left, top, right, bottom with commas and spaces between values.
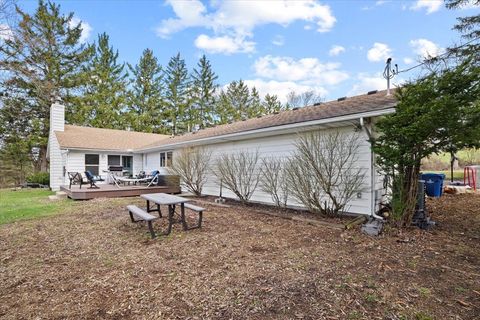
214, 150, 261, 203
260, 157, 289, 208
286, 130, 367, 216
170, 147, 211, 196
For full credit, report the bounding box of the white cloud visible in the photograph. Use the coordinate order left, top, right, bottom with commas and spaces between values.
410, 38, 443, 59
458, 1, 480, 9
157, 0, 336, 54
367, 42, 392, 62
242, 79, 328, 104
349, 72, 405, 96
254, 55, 349, 86
69, 17, 92, 43
272, 35, 285, 46
403, 57, 414, 65
328, 45, 345, 56
0, 23, 13, 41
194, 34, 255, 54
156, 0, 208, 38
348, 73, 387, 96
410, 0, 443, 14
362, 0, 390, 10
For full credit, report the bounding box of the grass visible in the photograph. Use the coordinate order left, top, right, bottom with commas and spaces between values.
422, 170, 464, 181
0, 188, 72, 225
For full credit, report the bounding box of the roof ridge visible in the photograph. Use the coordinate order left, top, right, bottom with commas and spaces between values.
63, 124, 169, 137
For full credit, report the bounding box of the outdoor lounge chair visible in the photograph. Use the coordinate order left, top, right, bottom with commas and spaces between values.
84, 171, 104, 189
68, 172, 86, 189
109, 170, 159, 188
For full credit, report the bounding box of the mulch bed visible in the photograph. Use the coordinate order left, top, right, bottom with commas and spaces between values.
0, 194, 479, 319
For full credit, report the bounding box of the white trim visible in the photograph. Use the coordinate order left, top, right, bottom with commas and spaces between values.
138, 108, 395, 152
61, 147, 136, 153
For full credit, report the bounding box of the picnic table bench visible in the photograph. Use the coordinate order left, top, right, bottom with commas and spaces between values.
126, 193, 205, 238
126, 205, 158, 238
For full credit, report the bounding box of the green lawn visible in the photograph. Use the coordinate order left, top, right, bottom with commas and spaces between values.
0, 189, 73, 225
422, 170, 464, 181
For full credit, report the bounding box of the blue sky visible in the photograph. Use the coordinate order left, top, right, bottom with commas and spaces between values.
17, 0, 480, 102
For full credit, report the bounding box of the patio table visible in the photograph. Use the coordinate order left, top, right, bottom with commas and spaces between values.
140, 193, 190, 235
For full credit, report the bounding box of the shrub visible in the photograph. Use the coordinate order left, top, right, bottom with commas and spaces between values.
259, 157, 289, 208
169, 147, 211, 196
286, 130, 366, 216
214, 150, 261, 204
26, 172, 49, 185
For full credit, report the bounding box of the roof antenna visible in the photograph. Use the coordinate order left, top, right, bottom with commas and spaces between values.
383, 58, 398, 96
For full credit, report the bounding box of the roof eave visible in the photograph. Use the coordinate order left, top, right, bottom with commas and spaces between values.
137, 106, 396, 153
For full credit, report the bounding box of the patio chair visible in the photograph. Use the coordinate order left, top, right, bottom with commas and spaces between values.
84, 171, 104, 189
68, 172, 86, 189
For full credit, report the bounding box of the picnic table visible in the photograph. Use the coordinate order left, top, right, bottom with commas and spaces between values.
140, 193, 190, 235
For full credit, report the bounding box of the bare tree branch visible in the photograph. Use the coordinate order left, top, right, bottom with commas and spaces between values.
214, 150, 261, 203
286, 130, 367, 216
169, 147, 211, 196
260, 157, 289, 208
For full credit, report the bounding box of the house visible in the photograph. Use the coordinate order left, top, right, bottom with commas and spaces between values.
48, 90, 397, 217
47, 104, 170, 190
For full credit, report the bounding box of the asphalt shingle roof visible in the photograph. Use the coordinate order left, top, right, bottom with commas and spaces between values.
54, 125, 169, 151
140, 89, 397, 150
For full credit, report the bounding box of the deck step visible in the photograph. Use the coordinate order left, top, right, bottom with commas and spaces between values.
48, 195, 60, 201
55, 191, 68, 199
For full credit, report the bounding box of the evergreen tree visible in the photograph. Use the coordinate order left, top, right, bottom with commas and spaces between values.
446, 0, 480, 58
127, 48, 166, 133
191, 55, 218, 129
74, 33, 128, 129
164, 53, 190, 135
247, 87, 264, 118
0, 0, 92, 171
226, 80, 250, 121
263, 94, 282, 114
214, 90, 234, 125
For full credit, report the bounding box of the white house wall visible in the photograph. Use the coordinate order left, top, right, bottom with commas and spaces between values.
63, 150, 143, 185
144, 125, 376, 215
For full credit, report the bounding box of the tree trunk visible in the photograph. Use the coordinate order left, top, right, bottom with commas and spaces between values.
34, 145, 49, 172
450, 151, 455, 183
401, 165, 420, 227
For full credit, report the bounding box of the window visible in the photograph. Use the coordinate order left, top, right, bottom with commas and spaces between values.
85, 154, 99, 175
122, 156, 133, 174
108, 155, 121, 166
108, 155, 133, 175
160, 151, 173, 167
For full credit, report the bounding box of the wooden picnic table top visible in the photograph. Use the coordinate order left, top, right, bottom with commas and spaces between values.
141, 193, 190, 205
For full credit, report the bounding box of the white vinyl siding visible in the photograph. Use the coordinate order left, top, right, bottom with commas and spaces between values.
64, 151, 143, 185
145, 125, 374, 215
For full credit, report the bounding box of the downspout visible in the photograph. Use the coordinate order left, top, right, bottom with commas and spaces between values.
360, 117, 384, 221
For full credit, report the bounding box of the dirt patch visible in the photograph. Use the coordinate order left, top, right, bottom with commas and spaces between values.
0, 194, 479, 319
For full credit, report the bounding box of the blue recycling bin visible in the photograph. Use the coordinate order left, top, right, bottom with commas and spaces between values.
421, 173, 445, 197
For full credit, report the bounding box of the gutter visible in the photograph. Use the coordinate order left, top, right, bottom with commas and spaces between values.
360, 117, 384, 221
138, 107, 396, 153
60, 147, 136, 153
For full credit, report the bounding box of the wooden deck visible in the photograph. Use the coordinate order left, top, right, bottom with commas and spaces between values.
60, 184, 181, 200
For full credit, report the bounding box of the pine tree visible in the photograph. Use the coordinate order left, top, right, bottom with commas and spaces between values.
247, 87, 265, 118
214, 90, 234, 125
226, 80, 250, 121
164, 53, 190, 135
74, 33, 128, 129
192, 55, 218, 129
127, 48, 166, 133
263, 94, 282, 114
446, 0, 480, 58
0, 0, 92, 171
